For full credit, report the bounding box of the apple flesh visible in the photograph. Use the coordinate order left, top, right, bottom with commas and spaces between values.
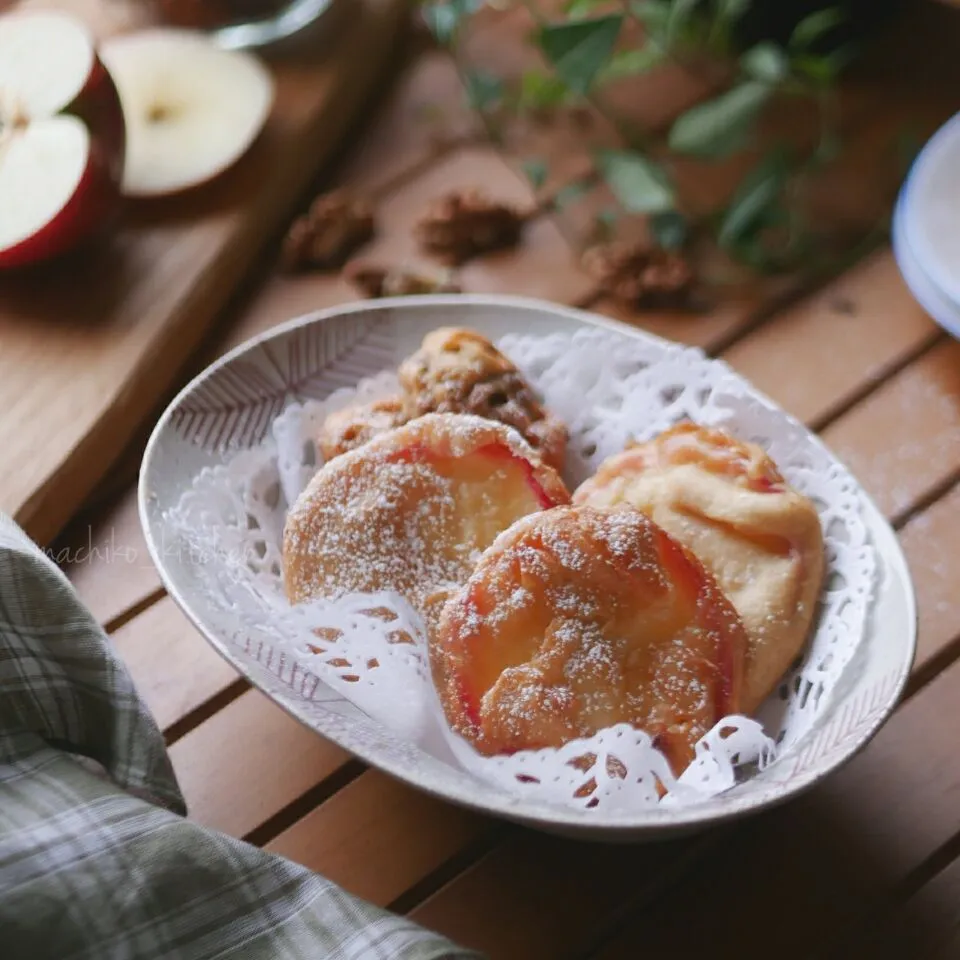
100, 29, 275, 197
0, 10, 125, 269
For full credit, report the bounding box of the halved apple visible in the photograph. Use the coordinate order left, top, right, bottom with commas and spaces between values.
0, 9, 125, 269
100, 29, 275, 197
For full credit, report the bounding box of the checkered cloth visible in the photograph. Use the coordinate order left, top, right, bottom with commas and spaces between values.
0, 513, 480, 959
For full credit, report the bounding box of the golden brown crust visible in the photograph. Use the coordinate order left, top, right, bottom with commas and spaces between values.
314, 328, 568, 469
398, 328, 568, 470
574, 422, 825, 712
316, 396, 406, 462
284, 413, 570, 633
430, 504, 747, 775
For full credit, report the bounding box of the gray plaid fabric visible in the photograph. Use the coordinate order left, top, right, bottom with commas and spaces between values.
0, 513, 480, 959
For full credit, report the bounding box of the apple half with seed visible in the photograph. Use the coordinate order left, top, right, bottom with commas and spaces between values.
100, 29, 275, 197
0, 10, 125, 269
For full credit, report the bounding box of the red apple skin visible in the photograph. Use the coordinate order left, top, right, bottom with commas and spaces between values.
0, 52, 126, 270
432, 506, 747, 775
0, 140, 119, 270
68, 54, 126, 188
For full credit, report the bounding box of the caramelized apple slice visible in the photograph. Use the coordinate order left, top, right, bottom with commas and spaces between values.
430, 504, 747, 775
283, 413, 570, 632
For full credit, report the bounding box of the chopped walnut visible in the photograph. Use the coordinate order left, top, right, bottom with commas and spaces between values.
414, 189, 526, 264
343, 261, 462, 299
398, 328, 567, 470
582, 240, 693, 308
280, 190, 375, 273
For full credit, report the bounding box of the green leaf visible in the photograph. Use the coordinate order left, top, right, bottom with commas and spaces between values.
464, 70, 504, 111
812, 128, 841, 167
563, 0, 608, 19
553, 181, 590, 210
650, 210, 689, 250
422, 0, 482, 44
740, 42, 788, 83
789, 7, 846, 50
596, 149, 675, 214
597, 45, 665, 81
596, 206, 620, 227
538, 15, 624, 94
666, 0, 699, 45
668, 81, 771, 158
792, 43, 856, 84
718, 149, 790, 249
519, 69, 571, 110
593, 207, 620, 240
629, 0, 672, 34
715, 0, 751, 24
521, 158, 549, 191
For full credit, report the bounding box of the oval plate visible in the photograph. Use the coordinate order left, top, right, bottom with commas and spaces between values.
139, 296, 917, 842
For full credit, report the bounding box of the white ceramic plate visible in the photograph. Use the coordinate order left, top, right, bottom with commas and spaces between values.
893, 192, 960, 340
898, 111, 960, 312
139, 296, 916, 842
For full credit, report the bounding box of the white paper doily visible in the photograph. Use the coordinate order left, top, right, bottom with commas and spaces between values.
165, 327, 876, 814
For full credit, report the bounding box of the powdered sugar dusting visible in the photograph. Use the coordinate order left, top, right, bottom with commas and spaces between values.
163, 324, 877, 816
284, 412, 565, 632
433, 506, 742, 775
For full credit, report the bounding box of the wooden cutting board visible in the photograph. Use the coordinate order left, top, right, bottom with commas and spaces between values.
0, 0, 408, 545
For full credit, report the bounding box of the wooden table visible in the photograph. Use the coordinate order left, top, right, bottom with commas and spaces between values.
53, 4, 960, 957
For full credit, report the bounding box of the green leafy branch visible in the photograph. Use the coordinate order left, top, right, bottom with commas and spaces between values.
420, 0, 873, 278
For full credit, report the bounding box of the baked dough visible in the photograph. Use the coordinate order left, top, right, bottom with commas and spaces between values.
430, 504, 747, 774
398, 330, 566, 472
574, 422, 824, 711
316, 396, 406, 462
285, 412, 570, 632
315, 327, 567, 468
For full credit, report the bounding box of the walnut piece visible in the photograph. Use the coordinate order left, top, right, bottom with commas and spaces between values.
398, 328, 567, 470
281, 190, 375, 273
343, 261, 462, 299
315, 328, 568, 469
582, 240, 693, 308
414, 189, 526, 264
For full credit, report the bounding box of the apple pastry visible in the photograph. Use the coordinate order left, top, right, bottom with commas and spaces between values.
315, 328, 567, 469
316, 396, 406, 463
284, 413, 570, 631
573, 422, 824, 712
430, 504, 747, 775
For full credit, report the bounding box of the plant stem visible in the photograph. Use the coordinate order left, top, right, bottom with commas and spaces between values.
516, 0, 657, 152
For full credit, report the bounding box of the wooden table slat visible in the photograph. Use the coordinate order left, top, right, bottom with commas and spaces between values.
266, 770, 492, 908
167, 689, 350, 839
355, 144, 596, 305
822, 338, 960, 522
110, 595, 243, 736
897, 482, 960, 688
722, 250, 939, 428
589, 653, 960, 960
822, 850, 960, 958
341, 48, 483, 198
61, 488, 162, 628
